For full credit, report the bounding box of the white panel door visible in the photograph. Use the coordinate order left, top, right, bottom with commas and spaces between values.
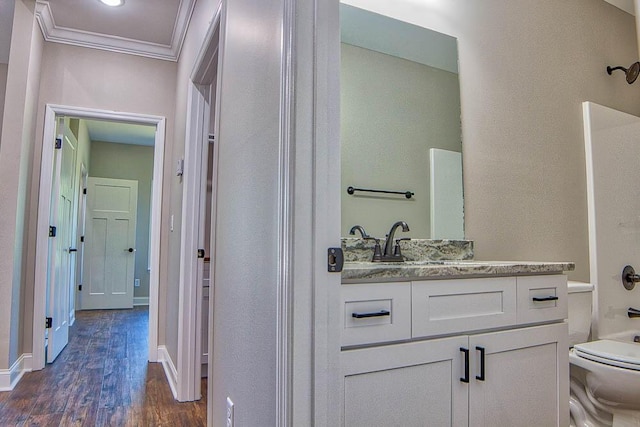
82, 177, 138, 310
47, 122, 78, 363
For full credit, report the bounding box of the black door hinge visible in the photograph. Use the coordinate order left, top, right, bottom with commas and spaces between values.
83, 188, 86, 195
55, 138, 62, 149
78, 284, 82, 291
197, 249, 205, 259
45, 317, 52, 328
327, 247, 344, 272
49, 226, 57, 237
80, 235, 84, 243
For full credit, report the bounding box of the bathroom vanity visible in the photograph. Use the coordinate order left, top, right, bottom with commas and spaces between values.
340, 258, 574, 427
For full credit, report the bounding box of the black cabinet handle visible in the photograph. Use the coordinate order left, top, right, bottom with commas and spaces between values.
351, 310, 390, 319
460, 348, 469, 383
532, 296, 559, 302
68, 248, 78, 252
476, 346, 485, 381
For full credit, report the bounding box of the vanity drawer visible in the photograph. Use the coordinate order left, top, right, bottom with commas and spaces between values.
341, 282, 411, 347
516, 275, 567, 325
412, 277, 517, 338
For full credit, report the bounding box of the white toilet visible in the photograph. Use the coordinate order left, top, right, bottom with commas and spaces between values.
568, 281, 640, 427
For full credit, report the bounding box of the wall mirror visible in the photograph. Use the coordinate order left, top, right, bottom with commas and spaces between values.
340, 3, 464, 240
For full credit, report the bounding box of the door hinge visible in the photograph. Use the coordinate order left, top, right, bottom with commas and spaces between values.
45, 317, 52, 328
80, 235, 84, 243
55, 138, 62, 149
197, 249, 205, 259
83, 188, 86, 195
49, 226, 57, 237
78, 284, 82, 291
327, 247, 344, 273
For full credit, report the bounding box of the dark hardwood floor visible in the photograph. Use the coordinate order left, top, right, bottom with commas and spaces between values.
0, 307, 207, 426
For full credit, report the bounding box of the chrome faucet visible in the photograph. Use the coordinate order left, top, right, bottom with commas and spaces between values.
380, 221, 410, 262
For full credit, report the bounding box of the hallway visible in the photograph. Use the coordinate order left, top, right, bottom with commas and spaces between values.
0, 307, 207, 426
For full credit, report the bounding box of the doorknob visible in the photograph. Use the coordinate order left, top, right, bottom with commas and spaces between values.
125, 248, 136, 253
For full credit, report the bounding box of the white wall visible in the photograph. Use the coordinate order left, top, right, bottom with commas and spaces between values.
0, 0, 43, 369
343, 0, 640, 281
341, 42, 461, 238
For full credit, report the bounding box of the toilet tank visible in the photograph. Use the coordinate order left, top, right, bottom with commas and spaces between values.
568, 281, 594, 347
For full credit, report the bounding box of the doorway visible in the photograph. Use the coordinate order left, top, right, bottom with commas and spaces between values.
33, 105, 166, 371
177, 4, 222, 403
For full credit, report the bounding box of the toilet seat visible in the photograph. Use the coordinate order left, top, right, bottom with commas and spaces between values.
574, 340, 640, 371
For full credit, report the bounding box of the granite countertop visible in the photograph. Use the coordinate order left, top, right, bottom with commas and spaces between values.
342, 260, 576, 283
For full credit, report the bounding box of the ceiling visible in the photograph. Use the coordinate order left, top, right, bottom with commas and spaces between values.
35, 0, 195, 61
84, 119, 156, 147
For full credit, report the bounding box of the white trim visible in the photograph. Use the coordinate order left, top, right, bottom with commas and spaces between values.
34, 0, 196, 62
158, 345, 179, 399
33, 104, 165, 370
177, 82, 208, 402
0, 354, 33, 391
276, 0, 295, 424
133, 297, 150, 306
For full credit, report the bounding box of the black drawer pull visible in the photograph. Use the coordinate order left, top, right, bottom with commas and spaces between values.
460, 348, 469, 383
352, 310, 390, 319
476, 346, 485, 381
532, 296, 559, 302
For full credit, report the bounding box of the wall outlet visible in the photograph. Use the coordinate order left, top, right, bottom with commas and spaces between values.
226, 397, 234, 427
134, 278, 140, 287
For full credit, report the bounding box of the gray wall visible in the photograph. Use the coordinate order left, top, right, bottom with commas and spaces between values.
167, 0, 220, 369
341, 42, 461, 238
0, 0, 43, 369
0, 63, 7, 144
344, 0, 640, 282
88, 140, 154, 300
211, 0, 284, 424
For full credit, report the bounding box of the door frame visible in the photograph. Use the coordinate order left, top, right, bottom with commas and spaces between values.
178, 3, 222, 402
33, 104, 166, 370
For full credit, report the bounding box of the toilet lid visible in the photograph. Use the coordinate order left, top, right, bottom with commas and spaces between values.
574, 340, 640, 371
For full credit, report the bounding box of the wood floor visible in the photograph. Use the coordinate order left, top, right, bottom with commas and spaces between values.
0, 307, 207, 426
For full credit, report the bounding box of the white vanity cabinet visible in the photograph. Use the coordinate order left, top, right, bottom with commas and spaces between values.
340, 274, 569, 427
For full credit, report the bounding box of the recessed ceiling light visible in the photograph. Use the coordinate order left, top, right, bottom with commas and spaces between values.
99, 0, 124, 6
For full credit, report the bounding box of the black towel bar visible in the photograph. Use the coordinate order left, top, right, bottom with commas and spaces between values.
347, 186, 414, 199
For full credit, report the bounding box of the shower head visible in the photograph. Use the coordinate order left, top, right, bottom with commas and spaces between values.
607, 62, 640, 84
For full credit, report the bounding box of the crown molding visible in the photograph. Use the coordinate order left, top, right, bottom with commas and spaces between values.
34, 0, 195, 62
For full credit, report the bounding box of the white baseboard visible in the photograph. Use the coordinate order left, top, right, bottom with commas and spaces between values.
133, 297, 150, 306
0, 353, 32, 391
157, 345, 178, 400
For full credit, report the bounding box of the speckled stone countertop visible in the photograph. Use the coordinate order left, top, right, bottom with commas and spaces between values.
342, 260, 576, 283
342, 238, 474, 262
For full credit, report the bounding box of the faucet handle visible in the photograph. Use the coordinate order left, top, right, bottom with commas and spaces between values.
364, 237, 383, 262
393, 238, 411, 257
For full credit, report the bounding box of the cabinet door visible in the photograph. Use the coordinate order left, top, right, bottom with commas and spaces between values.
342, 336, 469, 427
468, 323, 568, 427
